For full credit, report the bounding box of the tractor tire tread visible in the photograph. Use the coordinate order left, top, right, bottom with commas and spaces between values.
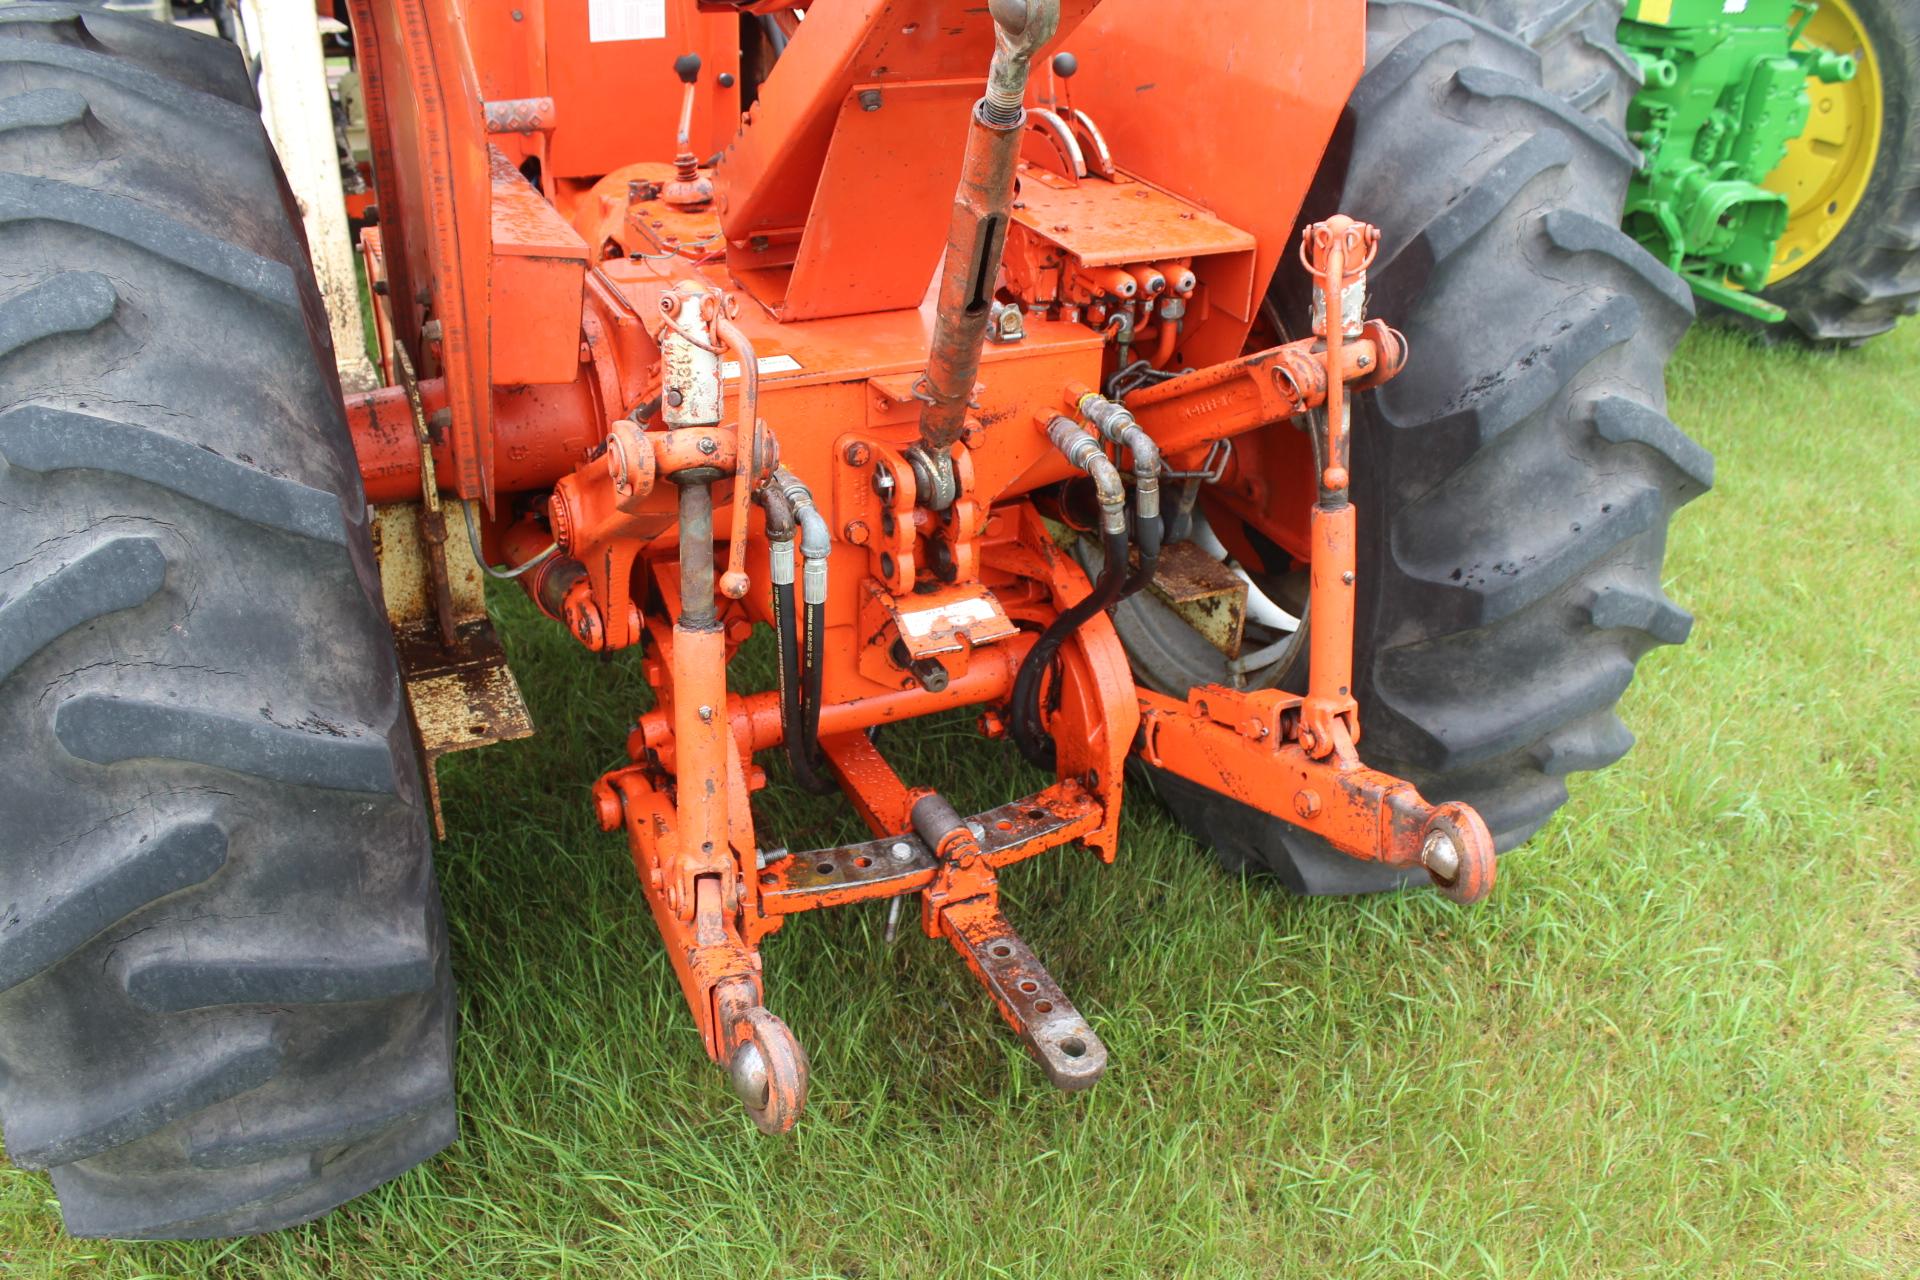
0, 8, 455, 1239
1752, 0, 1920, 343
0, 3, 256, 107
1146, 0, 1706, 890
1440, 0, 1636, 129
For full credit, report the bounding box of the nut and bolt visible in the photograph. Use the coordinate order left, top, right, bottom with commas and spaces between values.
844, 441, 873, 467
889, 841, 915, 863
697, 436, 719, 455
844, 520, 870, 545
858, 88, 883, 112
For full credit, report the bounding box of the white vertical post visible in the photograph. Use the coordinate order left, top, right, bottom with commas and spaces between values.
241, 0, 378, 392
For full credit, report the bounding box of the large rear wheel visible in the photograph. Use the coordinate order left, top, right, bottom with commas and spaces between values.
1454, 0, 1920, 344
1754, 0, 1920, 343
1131, 0, 1711, 893
0, 5, 456, 1237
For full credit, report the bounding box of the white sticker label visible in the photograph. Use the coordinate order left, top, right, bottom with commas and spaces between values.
1724, 0, 1748, 11
898, 597, 999, 639
589, 0, 666, 42
720, 354, 803, 380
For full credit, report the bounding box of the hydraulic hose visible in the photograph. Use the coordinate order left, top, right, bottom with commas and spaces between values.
758, 484, 834, 794
1011, 418, 1130, 769
771, 468, 836, 793
1074, 389, 1162, 599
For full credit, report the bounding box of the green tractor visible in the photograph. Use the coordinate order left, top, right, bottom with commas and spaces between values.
1452, 0, 1919, 344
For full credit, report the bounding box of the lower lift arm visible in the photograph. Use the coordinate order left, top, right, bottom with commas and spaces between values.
1126, 216, 1495, 902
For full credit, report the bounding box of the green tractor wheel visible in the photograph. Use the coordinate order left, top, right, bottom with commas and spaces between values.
1449, 0, 1920, 345
1754, 0, 1920, 343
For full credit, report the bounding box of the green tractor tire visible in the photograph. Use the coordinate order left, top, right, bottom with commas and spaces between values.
1449, 0, 1920, 345
1750, 0, 1920, 343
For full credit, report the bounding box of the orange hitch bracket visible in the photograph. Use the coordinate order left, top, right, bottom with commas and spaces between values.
1128, 217, 1497, 903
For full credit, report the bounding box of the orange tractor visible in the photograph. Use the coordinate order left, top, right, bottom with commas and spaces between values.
0, 0, 1708, 1237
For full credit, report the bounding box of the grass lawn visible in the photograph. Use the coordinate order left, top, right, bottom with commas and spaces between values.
2, 322, 1916, 1277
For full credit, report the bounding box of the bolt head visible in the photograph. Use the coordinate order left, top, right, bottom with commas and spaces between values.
844, 520, 870, 546
1294, 789, 1322, 819
844, 441, 873, 467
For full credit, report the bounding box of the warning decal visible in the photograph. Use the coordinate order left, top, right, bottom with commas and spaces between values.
589, 0, 666, 42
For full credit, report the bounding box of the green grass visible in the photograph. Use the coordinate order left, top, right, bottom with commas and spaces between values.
3, 323, 1916, 1278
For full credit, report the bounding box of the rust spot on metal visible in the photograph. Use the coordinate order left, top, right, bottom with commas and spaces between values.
1147, 539, 1247, 657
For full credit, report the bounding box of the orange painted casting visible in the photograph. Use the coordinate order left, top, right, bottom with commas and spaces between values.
342, 0, 1494, 1129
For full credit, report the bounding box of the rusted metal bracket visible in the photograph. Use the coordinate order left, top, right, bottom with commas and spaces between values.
373, 338, 534, 836
373, 501, 536, 836
936, 895, 1106, 1091
1147, 539, 1249, 658
1135, 685, 1496, 904
395, 340, 458, 648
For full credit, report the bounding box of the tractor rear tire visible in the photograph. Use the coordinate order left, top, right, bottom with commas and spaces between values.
1750, 0, 1920, 344
1453, 0, 1920, 345
1138, 0, 1711, 894
1442, 0, 1634, 124
0, 5, 456, 1238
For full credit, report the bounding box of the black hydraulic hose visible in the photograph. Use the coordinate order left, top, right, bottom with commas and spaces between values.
769, 470, 837, 793
1077, 389, 1162, 601
759, 486, 833, 794
1121, 510, 1162, 600
1011, 418, 1131, 769
776, 578, 834, 793
803, 593, 827, 777
1011, 521, 1130, 769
